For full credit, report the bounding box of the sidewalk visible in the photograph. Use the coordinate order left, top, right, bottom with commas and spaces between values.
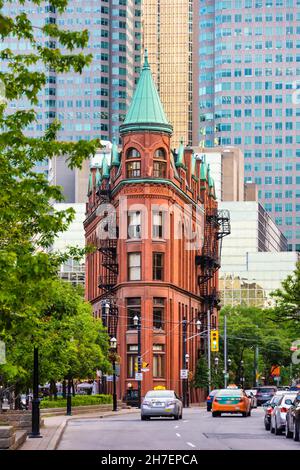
19, 408, 139, 451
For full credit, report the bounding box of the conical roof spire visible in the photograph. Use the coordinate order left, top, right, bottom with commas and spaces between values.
176, 138, 185, 168
111, 136, 120, 167
120, 50, 173, 135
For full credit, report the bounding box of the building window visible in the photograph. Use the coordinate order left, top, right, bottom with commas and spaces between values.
128, 211, 141, 239
154, 148, 166, 159
128, 253, 141, 280
127, 344, 138, 378
153, 344, 165, 378
153, 161, 166, 178
126, 161, 141, 178
152, 211, 163, 239
153, 298, 165, 329
126, 147, 141, 159
153, 253, 164, 281
126, 298, 141, 330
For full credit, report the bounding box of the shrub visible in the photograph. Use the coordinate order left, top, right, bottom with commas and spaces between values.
40, 394, 112, 408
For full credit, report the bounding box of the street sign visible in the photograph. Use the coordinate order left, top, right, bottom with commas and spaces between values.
135, 372, 143, 381
180, 369, 189, 379
224, 373, 229, 380
210, 330, 219, 352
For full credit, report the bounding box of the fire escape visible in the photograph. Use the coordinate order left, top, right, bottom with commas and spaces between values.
97, 180, 119, 338
196, 208, 230, 309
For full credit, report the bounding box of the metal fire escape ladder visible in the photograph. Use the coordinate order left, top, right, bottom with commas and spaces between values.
97, 183, 119, 338
196, 208, 231, 309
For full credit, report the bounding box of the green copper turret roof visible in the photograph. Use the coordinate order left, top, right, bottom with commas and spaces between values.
111, 136, 120, 167
87, 172, 93, 195
207, 164, 214, 188
102, 155, 110, 179
119, 50, 173, 135
176, 138, 185, 168
95, 167, 102, 187
191, 152, 196, 177
200, 155, 207, 181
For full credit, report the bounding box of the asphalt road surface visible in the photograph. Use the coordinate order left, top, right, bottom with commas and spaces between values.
58, 407, 300, 450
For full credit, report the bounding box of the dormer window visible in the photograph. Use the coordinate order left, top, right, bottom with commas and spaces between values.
127, 148, 141, 159
154, 148, 166, 159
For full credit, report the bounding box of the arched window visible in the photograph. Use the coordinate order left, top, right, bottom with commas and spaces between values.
126, 148, 141, 159
154, 148, 166, 159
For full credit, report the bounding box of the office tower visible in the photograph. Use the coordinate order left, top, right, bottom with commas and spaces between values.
1, 0, 142, 179
142, 0, 194, 147
197, 0, 300, 251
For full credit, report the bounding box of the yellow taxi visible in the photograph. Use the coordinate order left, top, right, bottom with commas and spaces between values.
212, 388, 251, 417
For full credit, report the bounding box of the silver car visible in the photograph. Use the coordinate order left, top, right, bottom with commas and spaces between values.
270, 392, 297, 435
141, 390, 183, 420
245, 389, 258, 408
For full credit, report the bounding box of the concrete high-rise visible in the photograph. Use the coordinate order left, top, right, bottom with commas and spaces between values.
197, 0, 300, 251
142, 0, 194, 147
1, 0, 142, 178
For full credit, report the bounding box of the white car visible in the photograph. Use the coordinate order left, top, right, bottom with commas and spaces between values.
270, 392, 297, 435
141, 390, 183, 420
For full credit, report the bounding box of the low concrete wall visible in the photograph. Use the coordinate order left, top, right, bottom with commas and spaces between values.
0, 410, 43, 432
0, 426, 15, 449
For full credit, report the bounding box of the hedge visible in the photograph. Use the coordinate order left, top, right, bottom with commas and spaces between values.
40, 394, 113, 409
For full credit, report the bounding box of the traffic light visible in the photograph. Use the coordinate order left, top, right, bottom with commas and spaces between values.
210, 330, 219, 352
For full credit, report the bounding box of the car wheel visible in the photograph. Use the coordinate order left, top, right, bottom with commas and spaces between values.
212, 411, 219, 417
179, 412, 183, 420
275, 420, 281, 436
293, 419, 300, 442
265, 421, 270, 431
174, 413, 179, 420
242, 412, 247, 417
285, 422, 292, 439
207, 406, 211, 412
248, 409, 251, 417
141, 415, 147, 421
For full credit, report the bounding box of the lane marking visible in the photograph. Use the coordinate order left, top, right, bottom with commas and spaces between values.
174, 425, 179, 429
176, 433, 181, 438
187, 442, 196, 448
183, 420, 189, 423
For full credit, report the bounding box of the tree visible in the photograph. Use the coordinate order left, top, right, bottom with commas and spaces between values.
0, 280, 111, 391
191, 357, 209, 390
271, 261, 300, 327
0, 0, 100, 332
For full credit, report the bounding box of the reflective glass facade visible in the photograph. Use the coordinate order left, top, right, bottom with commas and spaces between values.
1, 0, 141, 152
198, 0, 300, 250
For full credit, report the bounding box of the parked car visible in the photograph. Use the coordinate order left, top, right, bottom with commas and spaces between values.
285, 392, 300, 441
256, 386, 277, 406
212, 388, 251, 417
245, 389, 258, 408
206, 389, 220, 411
263, 392, 286, 430
270, 392, 297, 435
141, 390, 183, 420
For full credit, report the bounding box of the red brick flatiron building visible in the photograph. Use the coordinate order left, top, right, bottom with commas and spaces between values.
84, 52, 230, 403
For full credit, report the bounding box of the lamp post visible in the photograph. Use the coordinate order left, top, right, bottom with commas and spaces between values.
29, 346, 42, 438
133, 315, 141, 409
110, 336, 118, 412
185, 353, 190, 408
240, 360, 245, 389
66, 374, 72, 416
182, 318, 187, 408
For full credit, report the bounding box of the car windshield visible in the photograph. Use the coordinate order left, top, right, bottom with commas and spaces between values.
145, 391, 174, 399
258, 388, 275, 393
283, 394, 297, 403
210, 390, 219, 396
217, 390, 242, 397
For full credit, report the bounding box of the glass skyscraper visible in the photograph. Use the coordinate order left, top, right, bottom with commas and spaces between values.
198, 0, 300, 250
1, 0, 141, 148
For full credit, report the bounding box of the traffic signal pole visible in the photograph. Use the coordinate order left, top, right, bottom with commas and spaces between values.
224, 315, 228, 388
182, 318, 187, 408
207, 309, 211, 394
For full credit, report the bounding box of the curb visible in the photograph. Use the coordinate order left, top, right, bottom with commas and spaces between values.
52, 409, 139, 450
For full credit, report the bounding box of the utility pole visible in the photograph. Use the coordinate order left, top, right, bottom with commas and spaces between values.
207, 309, 211, 393
29, 347, 42, 438
182, 317, 187, 408
254, 345, 259, 388
137, 316, 141, 409
224, 314, 228, 388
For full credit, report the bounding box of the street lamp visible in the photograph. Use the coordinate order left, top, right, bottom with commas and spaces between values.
228, 358, 232, 367
29, 346, 42, 438
196, 319, 201, 331
133, 315, 141, 409
110, 337, 118, 412
214, 357, 219, 367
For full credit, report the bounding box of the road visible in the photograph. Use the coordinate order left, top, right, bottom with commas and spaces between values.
57, 407, 300, 450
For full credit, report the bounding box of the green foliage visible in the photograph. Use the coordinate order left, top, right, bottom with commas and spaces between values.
40, 394, 112, 409
271, 261, 300, 329
0, 0, 107, 389
218, 306, 295, 387
191, 356, 209, 389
